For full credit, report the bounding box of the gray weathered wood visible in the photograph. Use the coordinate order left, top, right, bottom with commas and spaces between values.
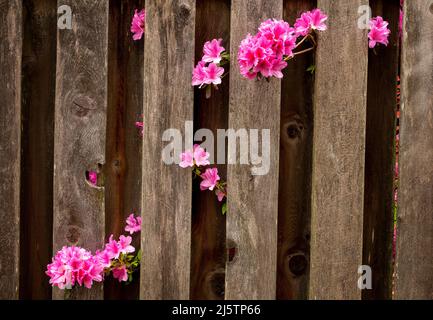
309, 0, 368, 299
0, 0, 22, 300
53, 0, 109, 300
140, 0, 196, 300
394, 0, 433, 299
225, 0, 282, 300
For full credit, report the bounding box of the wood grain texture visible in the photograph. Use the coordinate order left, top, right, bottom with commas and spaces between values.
277, 0, 315, 300
394, 0, 433, 299
225, 0, 282, 300
0, 0, 22, 300
53, 0, 109, 300
309, 0, 368, 300
104, 0, 144, 300
362, 0, 400, 300
20, 0, 56, 300
190, 0, 230, 300
140, 0, 195, 300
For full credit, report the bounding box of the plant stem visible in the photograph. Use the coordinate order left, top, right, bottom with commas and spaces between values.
293, 46, 315, 56
295, 34, 309, 49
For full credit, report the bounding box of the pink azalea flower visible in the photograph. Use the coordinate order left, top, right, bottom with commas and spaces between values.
200, 168, 220, 191
131, 9, 146, 41
202, 39, 225, 64
203, 63, 224, 86
46, 246, 104, 290
118, 235, 135, 255
180, 149, 194, 168
125, 213, 142, 235
88, 171, 97, 186
238, 19, 296, 79
192, 61, 208, 87
269, 58, 288, 79
95, 249, 112, 268
193, 144, 210, 167
216, 189, 225, 202
112, 265, 128, 282
105, 235, 121, 259
368, 16, 391, 48
135, 121, 144, 135
294, 9, 328, 36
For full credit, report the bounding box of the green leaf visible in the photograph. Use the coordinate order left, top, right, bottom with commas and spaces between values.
306, 64, 316, 74
222, 202, 227, 215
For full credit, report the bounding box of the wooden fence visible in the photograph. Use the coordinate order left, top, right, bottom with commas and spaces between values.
0, 0, 432, 300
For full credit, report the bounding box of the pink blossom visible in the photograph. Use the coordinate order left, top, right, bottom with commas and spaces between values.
105, 235, 121, 259
294, 9, 328, 36
95, 249, 112, 268
203, 63, 224, 86
125, 213, 142, 235
118, 235, 135, 254
202, 39, 225, 64
46, 246, 104, 290
192, 61, 208, 87
88, 171, 97, 186
193, 144, 210, 167
216, 189, 225, 202
180, 150, 194, 168
135, 121, 144, 135
368, 16, 391, 48
131, 9, 146, 41
238, 19, 296, 79
112, 265, 128, 282
200, 168, 220, 191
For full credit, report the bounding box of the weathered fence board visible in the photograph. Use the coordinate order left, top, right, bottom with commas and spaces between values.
277, 0, 315, 300
105, 0, 144, 300
20, 0, 56, 300
309, 0, 368, 299
140, 0, 196, 300
190, 0, 230, 300
395, 0, 433, 299
0, 0, 22, 300
225, 0, 282, 300
53, 0, 109, 300
362, 0, 400, 300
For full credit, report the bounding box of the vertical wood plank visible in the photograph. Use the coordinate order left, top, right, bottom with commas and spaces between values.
309, 0, 368, 299
0, 0, 22, 300
225, 0, 282, 300
140, 0, 196, 300
190, 0, 230, 300
20, 0, 56, 300
53, 0, 109, 300
362, 0, 400, 300
394, 0, 433, 299
105, 0, 144, 300
277, 0, 315, 300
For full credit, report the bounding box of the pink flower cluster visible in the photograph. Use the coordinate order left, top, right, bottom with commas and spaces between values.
125, 213, 142, 234
88, 171, 98, 186
192, 39, 227, 89
238, 9, 327, 80
131, 9, 146, 41
46, 214, 142, 289
46, 246, 104, 290
179, 145, 227, 208
368, 16, 391, 48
